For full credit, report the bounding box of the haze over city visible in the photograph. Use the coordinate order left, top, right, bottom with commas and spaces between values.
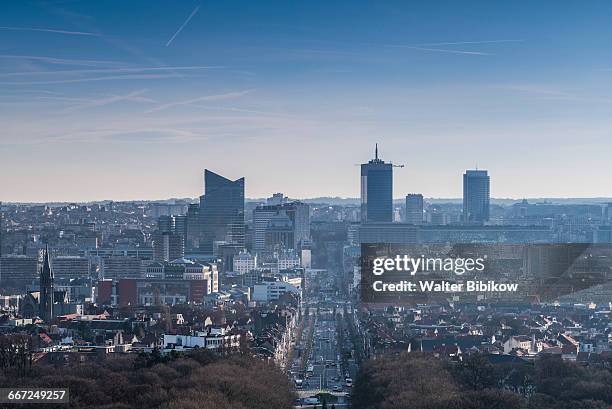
5, 3, 612, 408
3, 1, 612, 201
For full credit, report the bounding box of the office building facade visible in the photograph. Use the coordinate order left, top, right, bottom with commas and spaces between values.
463, 170, 490, 223
252, 201, 310, 253
361, 145, 393, 223
51, 256, 91, 280
233, 250, 257, 275
100, 256, 142, 280
0, 255, 38, 288
152, 232, 185, 262
199, 170, 245, 254
405, 194, 424, 225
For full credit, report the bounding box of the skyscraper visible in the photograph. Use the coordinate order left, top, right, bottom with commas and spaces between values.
185, 204, 200, 250
155, 215, 188, 258
173, 215, 187, 242
157, 215, 176, 233
264, 212, 294, 251
39, 246, 54, 322
405, 194, 424, 225
361, 145, 393, 223
0, 201, 3, 258
199, 170, 245, 254
252, 206, 276, 253
463, 170, 490, 223
152, 232, 185, 262
252, 201, 310, 253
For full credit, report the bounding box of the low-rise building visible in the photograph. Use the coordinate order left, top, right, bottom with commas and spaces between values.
252, 281, 300, 302
163, 327, 241, 352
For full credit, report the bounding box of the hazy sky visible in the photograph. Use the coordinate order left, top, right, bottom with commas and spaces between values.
2, 1, 612, 202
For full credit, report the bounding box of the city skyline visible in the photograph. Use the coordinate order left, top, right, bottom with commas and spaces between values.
4, 1, 612, 201
3, 4, 612, 408
1, 158, 610, 204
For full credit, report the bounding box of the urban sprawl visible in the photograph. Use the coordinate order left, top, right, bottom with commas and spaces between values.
2, 147, 612, 407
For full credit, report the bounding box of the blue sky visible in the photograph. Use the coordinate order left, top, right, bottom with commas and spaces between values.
2, 1, 612, 201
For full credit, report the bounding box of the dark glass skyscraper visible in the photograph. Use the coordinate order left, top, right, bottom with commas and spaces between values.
199, 170, 245, 254
185, 204, 200, 250
463, 169, 490, 224
361, 145, 393, 223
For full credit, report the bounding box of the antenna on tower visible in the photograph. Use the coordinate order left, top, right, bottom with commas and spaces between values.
375, 143, 378, 160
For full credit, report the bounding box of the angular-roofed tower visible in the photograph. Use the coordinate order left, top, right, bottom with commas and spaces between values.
199, 170, 245, 253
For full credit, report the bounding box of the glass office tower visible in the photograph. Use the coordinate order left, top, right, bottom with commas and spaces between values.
199, 170, 245, 253
361, 145, 393, 223
463, 169, 490, 224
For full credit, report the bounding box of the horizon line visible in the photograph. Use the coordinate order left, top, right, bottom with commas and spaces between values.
3, 196, 612, 205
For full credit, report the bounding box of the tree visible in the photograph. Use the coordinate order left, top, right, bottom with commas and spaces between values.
352, 353, 458, 409
454, 353, 497, 390
0, 334, 33, 376
5, 351, 296, 408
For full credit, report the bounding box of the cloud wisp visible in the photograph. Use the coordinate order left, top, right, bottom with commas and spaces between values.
61, 89, 156, 113
0, 105, 316, 146
0, 54, 126, 67
145, 89, 254, 114
0, 73, 186, 86
0, 65, 222, 78
0, 26, 101, 37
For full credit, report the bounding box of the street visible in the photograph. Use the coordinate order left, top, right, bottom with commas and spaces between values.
287, 270, 358, 408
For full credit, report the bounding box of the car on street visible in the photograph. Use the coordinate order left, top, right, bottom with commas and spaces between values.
304, 397, 320, 405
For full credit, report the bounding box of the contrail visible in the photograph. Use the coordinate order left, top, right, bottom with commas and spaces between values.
405, 46, 490, 56
0, 65, 222, 77
385, 39, 521, 56
0, 73, 183, 86
0, 26, 100, 37
417, 40, 523, 46
165, 5, 200, 47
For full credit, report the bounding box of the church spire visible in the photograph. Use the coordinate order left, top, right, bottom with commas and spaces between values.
42, 245, 51, 274
39, 245, 54, 322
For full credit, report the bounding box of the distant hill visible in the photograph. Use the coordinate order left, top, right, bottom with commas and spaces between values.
251, 197, 612, 206
4, 197, 612, 206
